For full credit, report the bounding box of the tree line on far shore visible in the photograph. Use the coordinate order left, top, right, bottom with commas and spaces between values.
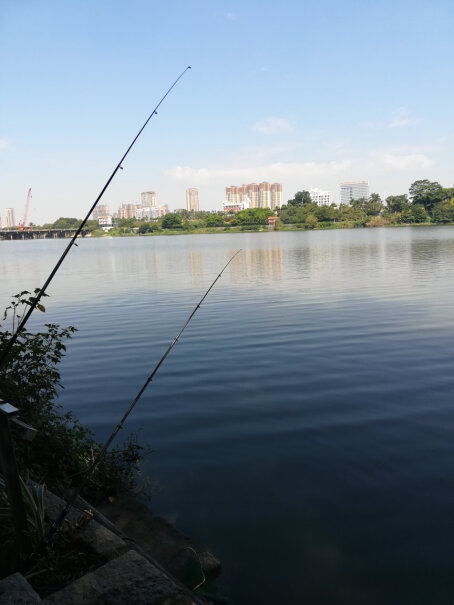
35, 179, 454, 234
279, 179, 454, 229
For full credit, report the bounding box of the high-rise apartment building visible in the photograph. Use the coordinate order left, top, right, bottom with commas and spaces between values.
247, 183, 259, 208
186, 188, 199, 212
226, 182, 282, 209
141, 191, 157, 207
92, 204, 110, 219
119, 203, 136, 219
310, 188, 332, 206
271, 183, 283, 209
258, 182, 271, 209
340, 181, 369, 205
5, 208, 15, 228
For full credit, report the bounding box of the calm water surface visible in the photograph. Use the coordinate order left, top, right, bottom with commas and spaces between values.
2, 227, 454, 604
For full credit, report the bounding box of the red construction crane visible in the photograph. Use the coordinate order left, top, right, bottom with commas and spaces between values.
18, 188, 32, 230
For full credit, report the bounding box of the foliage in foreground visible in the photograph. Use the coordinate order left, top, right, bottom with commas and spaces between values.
0, 291, 144, 504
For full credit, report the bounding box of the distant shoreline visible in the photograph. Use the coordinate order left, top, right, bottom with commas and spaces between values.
1, 222, 452, 243
88, 222, 449, 238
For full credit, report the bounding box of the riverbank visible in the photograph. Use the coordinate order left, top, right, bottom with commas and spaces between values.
0, 487, 221, 603
89, 220, 443, 238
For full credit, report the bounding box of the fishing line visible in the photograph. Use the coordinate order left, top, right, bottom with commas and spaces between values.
0, 65, 191, 368
42, 249, 242, 545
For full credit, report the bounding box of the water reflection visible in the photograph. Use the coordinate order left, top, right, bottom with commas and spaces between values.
4, 227, 454, 605
228, 247, 284, 285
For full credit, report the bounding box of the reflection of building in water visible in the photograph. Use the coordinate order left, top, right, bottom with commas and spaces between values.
228, 247, 284, 283
189, 251, 203, 285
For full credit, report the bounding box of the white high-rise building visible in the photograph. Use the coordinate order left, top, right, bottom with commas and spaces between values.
141, 191, 157, 207
5, 208, 15, 228
310, 188, 332, 206
340, 181, 369, 205
186, 188, 199, 212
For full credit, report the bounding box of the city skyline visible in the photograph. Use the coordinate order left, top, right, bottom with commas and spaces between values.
1, 1, 453, 224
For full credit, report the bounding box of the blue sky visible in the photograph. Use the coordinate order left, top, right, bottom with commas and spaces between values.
1, 0, 453, 223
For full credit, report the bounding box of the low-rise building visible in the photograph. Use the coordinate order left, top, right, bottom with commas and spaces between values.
98, 215, 113, 226
309, 188, 333, 206
222, 199, 250, 213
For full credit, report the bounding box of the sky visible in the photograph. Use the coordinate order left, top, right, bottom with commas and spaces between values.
1, 0, 453, 224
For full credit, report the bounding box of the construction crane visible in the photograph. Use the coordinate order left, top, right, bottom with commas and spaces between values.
18, 188, 32, 230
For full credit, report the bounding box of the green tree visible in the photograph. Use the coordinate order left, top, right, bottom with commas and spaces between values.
386, 194, 409, 213
52, 217, 81, 229
315, 204, 339, 222
0, 291, 143, 506
231, 208, 273, 225
366, 193, 384, 216
411, 204, 429, 223
351, 195, 383, 216
409, 180, 444, 211
287, 190, 312, 206
138, 222, 152, 234
161, 213, 183, 229
117, 218, 137, 230
432, 200, 454, 224
204, 213, 225, 227
305, 214, 318, 229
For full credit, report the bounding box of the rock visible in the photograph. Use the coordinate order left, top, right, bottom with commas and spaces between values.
44, 489, 127, 560
98, 495, 221, 588
43, 549, 195, 605
75, 518, 128, 559
43, 490, 81, 527
0, 572, 41, 604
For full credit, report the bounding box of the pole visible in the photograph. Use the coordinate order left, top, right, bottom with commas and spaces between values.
0, 66, 191, 370
43, 250, 242, 545
0, 401, 31, 562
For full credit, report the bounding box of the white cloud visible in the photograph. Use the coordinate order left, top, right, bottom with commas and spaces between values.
226, 11, 237, 21
389, 106, 421, 128
165, 159, 351, 183
358, 120, 381, 130
0, 139, 9, 151
368, 147, 434, 171
359, 107, 421, 130
251, 117, 293, 135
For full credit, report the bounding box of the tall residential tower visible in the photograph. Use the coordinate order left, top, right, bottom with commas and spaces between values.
5, 208, 16, 228
141, 191, 157, 207
186, 188, 199, 212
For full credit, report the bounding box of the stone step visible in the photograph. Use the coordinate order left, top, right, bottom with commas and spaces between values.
43, 549, 196, 605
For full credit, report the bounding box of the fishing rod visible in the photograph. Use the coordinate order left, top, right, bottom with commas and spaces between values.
42, 249, 242, 545
0, 65, 191, 369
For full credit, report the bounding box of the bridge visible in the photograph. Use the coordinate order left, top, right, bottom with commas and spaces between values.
0, 228, 88, 241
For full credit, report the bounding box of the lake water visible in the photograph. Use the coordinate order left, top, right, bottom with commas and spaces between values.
2, 227, 454, 604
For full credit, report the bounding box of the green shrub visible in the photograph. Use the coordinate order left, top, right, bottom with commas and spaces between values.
0, 292, 144, 504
